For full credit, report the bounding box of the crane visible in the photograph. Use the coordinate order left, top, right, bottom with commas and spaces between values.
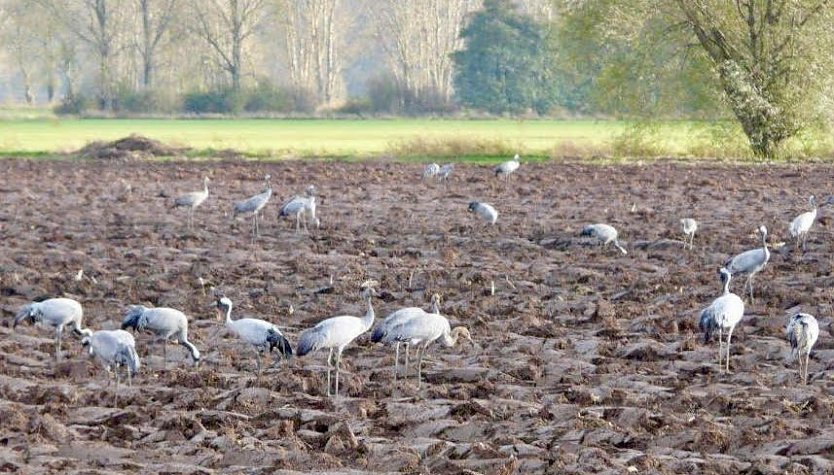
371, 294, 441, 381
377, 312, 472, 388
212, 295, 293, 372
438, 164, 454, 181
172, 177, 210, 230
81, 329, 141, 387
786, 313, 819, 384
724, 225, 770, 303
680, 218, 698, 250
789, 195, 834, 252
423, 163, 440, 179
278, 185, 320, 233
296, 282, 378, 397
233, 174, 272, 237
699, 267, 745, 372
495, 154, 520, 181
121, 305, 201, 368
581, 223, 627, 255
14, 297, 92, 360
468, 201, 498, 225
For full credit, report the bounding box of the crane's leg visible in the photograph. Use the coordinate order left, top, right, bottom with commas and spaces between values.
295, 214, 301, 233
804, 352, 810, 384
163, 338, 168, 370
416, 345, 426, 388
717, 327, 723, 369
326, 348, 333, 397
404, 346, 409, 381
394, 343, 400, 382
334, 350, 341, 398
55, 327, 64, 361
252, 346, 262, 374
726, 328, 734, 373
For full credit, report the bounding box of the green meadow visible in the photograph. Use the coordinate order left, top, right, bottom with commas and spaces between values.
0, 114, 828, 161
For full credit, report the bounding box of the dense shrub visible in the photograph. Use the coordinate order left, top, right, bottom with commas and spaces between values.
53, 94, 91, 115
182, 88, 245, 114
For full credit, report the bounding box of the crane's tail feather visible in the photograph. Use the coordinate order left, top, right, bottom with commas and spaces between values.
267, 330, 294, 359
121, 306, 147, 331
370, 325, 386, 343
295, 330, 321, 357
116, 345, 141, 376
13, 304, 37, 328
699, 309, 715, 343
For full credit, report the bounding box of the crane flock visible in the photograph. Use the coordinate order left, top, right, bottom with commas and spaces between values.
8, 155, 830, 403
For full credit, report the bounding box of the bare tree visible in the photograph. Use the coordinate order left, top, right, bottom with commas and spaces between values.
134, 0, 179, 88
191, 0, 267, 91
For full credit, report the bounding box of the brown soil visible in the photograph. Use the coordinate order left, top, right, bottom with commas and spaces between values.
76, 135, 189, 160
1, 158, 833, 474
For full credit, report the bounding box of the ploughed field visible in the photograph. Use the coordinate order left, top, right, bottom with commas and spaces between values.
1, 158, 834, 474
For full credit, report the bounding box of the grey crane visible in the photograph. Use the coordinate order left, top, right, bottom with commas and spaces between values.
699, 268, 745, 372
371, 293, 441, 381
378, 312, 472, 388
789, 195, 834, 252
680, 218, 698, 250
212, 295, 293, 372
786, 313, 819, 384
581, 223, 627, 255
495, 154, 520, 180
423, 163, 440, 179
81, 329, 141, 386
278, 185, 320, 233
14, 297, 92, 360
468, 201, 498, 225
121, 305, 201, 368
233, 174, 272, 237
296, 282, 377, 397
438, 164, 454, 181
172, 177, 210, 230
724, 225, 770, 303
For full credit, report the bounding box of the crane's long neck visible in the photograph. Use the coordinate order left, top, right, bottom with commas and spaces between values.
761, 230, 769, 252
203, 180, 209, 195
722, 274, 731, 295
223, 304, 234, 325
361, 295, 375, 330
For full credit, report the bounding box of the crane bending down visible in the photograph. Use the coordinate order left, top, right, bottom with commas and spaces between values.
495, 154, 520, 181
233, 174, 272, 237
377, 312, 472, 388
789, 195, 834, 252
724, 225, 770, 303
371, 294, 441, 381
581, 223, 627, 255
786, 313, 819, 384
212, 295, 293, 372
680, 218, 698, 250
14, 297, 92, 360
278, 185, 320, 233
468, 201, 498, 225
172, 177, 210, 230
81, 329, 141, 386
296, 281, 378, 397
699, 268, 745, 372
122, 305, 201, 367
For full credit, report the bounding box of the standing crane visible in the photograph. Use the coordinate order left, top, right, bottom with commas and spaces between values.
438, 164, 454, 181
81, 329, 141, 386
789, 195, 834, 252
233, 174, 272, 237
121, 305, 201, 368
377, 312, 472, 388
14, 297, 92, 360
172, 177, 210, 230
699, 268, 745, 372
495, 154, 520, 181
296, 281, 378, 397
278, 185, 320, 233
423, 163, 440, 179
212, 295, 293, 372
680, 218, 698, 250
724, 225, 770, 303
371, 294, 441, 381
581, 223, 627, 255
786, 313, 819, 385
468, 201, 498, 225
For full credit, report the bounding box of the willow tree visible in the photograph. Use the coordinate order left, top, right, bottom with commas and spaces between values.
557, 0, 834, 158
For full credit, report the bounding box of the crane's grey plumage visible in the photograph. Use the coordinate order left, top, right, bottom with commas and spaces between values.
122, 305, 201, 367
786, 313, 819, 384
680, 218, 697, 250
14, 297, 92, 360
438, 164, 454, 181
379, 312, 472, 388
278, 185, 320, 233
495, 154, 520, 180
724, 225, 770, 302
581, 223, 627, 255
172, 177, 209, 230
213, 296, 292, 372
699, 268, 745, 372
468, 201, 498, 225
81, 329, 141, 386
789, 195, 834, 252
423, 163, 440, 179
233, 174, 272, 237
371, 294, 441, 381
297, 282, 377, 397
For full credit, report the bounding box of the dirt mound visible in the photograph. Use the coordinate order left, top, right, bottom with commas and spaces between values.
76, 134, 188, 160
